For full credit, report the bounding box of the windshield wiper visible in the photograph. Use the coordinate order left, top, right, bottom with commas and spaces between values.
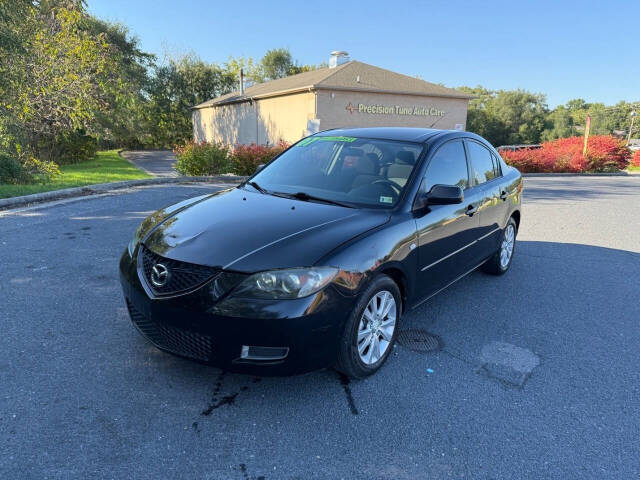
244, 181, 267, 194
273, 191, 354, 208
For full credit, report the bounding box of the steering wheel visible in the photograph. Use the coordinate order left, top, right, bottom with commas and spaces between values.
372, 179, 403, 194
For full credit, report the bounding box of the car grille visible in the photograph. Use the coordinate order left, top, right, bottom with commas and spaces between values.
126, 300, 214, 362
138, 245, 220, 297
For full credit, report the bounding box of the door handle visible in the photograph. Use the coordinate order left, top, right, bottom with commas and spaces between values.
499, 190, 508, 201
465, 204, 478, 216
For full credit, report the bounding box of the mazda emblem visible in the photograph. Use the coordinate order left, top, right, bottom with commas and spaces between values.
151, 263, 169, 287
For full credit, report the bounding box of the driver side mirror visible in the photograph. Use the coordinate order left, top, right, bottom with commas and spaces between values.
414, 184, 464, 210
255, 163, 265, 173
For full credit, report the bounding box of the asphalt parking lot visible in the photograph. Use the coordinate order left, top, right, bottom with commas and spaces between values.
1, 176, 639, 479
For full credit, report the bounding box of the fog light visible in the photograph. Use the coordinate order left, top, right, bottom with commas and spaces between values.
240, 345, 289, 361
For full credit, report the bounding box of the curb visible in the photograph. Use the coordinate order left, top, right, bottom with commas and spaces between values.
0, 176, 248, 211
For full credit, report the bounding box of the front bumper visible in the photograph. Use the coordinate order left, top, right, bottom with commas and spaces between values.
119, 249, 353, 375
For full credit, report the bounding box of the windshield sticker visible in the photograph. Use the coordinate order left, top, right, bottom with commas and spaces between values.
379, 196, 393, 204
297, 136, 357, 147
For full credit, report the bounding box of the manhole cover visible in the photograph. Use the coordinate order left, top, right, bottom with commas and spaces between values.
397, 329, 441, 353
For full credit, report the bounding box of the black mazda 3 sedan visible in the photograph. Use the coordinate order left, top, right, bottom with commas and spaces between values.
120, 127, 522, 378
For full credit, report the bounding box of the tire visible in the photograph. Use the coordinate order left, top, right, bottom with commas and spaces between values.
482, 217, 517, 275
335, 275, 401, 379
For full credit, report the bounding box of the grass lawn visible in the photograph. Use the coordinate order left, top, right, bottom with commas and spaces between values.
627, 165, 640, 171
0, 150, 150, 199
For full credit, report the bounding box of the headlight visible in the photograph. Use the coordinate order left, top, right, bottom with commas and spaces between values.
127, 224, 144, 257
231, 267, 338, 299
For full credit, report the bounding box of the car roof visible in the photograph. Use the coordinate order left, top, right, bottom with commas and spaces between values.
315, 127, 448, 143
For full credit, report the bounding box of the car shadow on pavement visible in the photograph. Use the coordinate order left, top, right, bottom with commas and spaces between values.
4, 238, 639, 479
121, 240, 639, 420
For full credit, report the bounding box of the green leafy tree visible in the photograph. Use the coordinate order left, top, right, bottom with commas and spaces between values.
541, 106, 575, 141
0, 0, 139, 160
146, 54, 236, 146
84, 18, 155, 148
225, 55, 261, 83
228, 48, 321, 84
459, 86, 548, 145
259, 48, 297, 80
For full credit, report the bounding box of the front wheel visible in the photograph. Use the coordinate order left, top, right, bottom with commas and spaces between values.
335, 275, 401, 379
482, 217, 517, 275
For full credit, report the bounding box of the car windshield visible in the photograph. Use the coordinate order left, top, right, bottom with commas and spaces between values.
248, 136, 424, 208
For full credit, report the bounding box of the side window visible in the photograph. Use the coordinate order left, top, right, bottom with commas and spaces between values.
467, 141, 497, 184
491, 153, 502, 177
424, 140, 469, 192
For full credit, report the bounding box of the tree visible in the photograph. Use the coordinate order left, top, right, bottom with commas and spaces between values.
0, 0, 146, 160
84, 18, 155, 148
459, 86, 548, 146
228, 48, 321, 84
259, 48, 296, 81
541, 106, 574, 141
146, 54, 236, 146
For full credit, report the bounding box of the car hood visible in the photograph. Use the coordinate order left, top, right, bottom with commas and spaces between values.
143, 188, 390, 272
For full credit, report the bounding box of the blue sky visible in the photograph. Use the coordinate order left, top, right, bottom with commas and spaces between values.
88, 0, 639, 108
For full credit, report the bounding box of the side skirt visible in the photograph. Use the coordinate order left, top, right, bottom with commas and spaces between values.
410, 259, 489, 310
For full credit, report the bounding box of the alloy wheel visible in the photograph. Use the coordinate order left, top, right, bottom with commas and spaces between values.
357, 290, 397, 365
500, 224, 515, 268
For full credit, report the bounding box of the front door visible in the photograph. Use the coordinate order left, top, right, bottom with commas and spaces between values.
414, 140, 481, 300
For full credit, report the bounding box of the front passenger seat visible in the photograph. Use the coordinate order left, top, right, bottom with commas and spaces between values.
386, 151, 416, 187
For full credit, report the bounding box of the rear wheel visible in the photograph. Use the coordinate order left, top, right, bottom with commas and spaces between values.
335, 275, 401, 378
482, 217, 517, 275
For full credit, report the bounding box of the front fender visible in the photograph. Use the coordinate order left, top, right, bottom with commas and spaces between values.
319, 214, 418, 300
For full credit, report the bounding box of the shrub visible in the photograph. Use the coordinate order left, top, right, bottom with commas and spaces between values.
22, 157, 61, 183
174, 141, 231, 176
230, 141, 289, 176
630, 149, 640, 167
0, 153, 24, 184
58, 132, 99, 164
500, 135, 631, 173
0, 153, 60, 184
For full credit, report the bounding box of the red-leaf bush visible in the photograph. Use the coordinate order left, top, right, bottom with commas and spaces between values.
230, 141, 289, 176
174, 141, 231, 176
631, 149, 640, 167
500, 136, 630, 173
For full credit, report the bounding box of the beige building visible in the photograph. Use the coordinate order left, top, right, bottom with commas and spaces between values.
192, 56, 472, 146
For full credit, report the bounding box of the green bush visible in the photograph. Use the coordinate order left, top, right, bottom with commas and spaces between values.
22, 157, 60, 182
173, 141, 231, 176
0, 153, 25, 184
0, 153, 60, 184
58, 132, 99, 164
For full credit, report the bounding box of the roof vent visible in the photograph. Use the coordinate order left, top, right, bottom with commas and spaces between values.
329, 51, 350, 68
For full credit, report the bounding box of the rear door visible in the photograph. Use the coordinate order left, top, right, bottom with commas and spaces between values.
414, 139, 482, 300
465, 140, 509, 258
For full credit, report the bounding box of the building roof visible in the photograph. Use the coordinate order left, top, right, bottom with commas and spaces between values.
193, 61, 473, 109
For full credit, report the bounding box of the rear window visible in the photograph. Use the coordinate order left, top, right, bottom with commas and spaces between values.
467, 141, 498, 184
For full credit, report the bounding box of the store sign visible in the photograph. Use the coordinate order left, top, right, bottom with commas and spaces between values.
345, 102, 446, 117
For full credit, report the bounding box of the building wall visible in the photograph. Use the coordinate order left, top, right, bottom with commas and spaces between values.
193, 89, 469, 145
192, 91, 315, 145
315, 90, 468, 132
255, 92, 316, 144
193, 102, 258, 145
